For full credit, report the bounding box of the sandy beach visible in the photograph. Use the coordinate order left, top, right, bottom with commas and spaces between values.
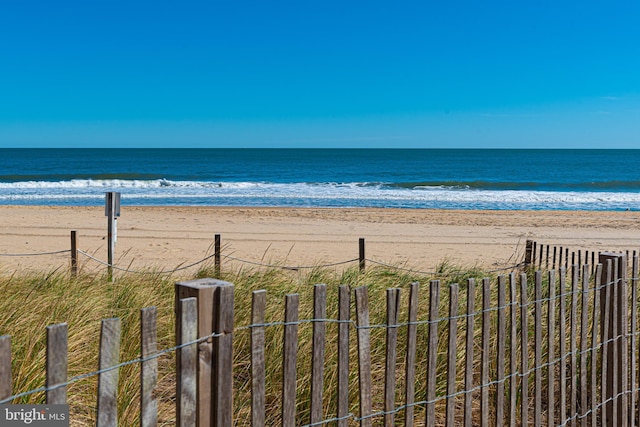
1, 206, 640, 275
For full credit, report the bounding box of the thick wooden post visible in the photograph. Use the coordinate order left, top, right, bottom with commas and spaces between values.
175, 278, 234, 427
359, 238, 366, 272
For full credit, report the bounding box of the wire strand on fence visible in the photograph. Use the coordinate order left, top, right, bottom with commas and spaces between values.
0, 328, 226, 405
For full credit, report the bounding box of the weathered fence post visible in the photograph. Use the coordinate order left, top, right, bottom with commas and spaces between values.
0, 336, 10, 402
105, 192, 120, 282
359, 238, 366, 272
70, 230, 78, 276
250, 290, 266, 427
213, 281, 234, 427
96, 318, 121, 427
214, 234, 221, 278
337, 285, 351, 427
355, 286, 372, 427
310, 284, 327, 426
175, 278, 234, 427
140, 307, 158, 427
177, 297, 198, 427
46, 323, 68, 404
282, 294, 299, 427
599, 252, 628, 426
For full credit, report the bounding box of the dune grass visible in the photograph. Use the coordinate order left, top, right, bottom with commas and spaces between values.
0, 259, 509, 426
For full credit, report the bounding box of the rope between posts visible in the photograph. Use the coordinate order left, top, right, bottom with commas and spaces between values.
77, 250, 218, 274
0, 249, 70, 257
9, 240, 527, 276
220, 253, 359, 270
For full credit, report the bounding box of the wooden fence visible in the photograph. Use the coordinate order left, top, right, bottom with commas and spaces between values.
524, 239, 639, 275
1, 252, 640, 426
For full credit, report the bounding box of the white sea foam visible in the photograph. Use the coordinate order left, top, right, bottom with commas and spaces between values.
1, 179, 640, 210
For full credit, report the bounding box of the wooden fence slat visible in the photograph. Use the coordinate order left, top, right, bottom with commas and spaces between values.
96, 317, 121, 427
311, 284, 327, 425
509, 273, 518, 427
140, 307, 158, 427
496, 276, 506, 427
591, 265, 602, 427
601, 260, 612, 425
251, 290, 267, 427
546, 245, 550, 270
521, 273, 529, 427
481, 277, 491, 427
548, 270, 557, 427
282, 294, 299, 427
46, 322, 68, 405
213, 283, 235, 427
464, 278, 476, 427
611, 258, 620, 426
526, 240, 534, 267
445, 284, 459, 427
384, 288, 400, 427
177, 298, 197, 427
425, 280, 441, 427
559, 268, 568, 425
534, 271, 542, 427
619, 254, 629, 427
355, 286, 373, 427
571, 265, 579, 427
0, 335, 10, 402
579, 265, 590, 427
539, 245, 544, 269
632, 255, 639, 427
337, 285, 351, 427
404, 282, 419, 427
210, 284, 234, 427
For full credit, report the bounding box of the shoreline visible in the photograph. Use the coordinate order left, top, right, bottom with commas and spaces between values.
1, 205, 640, 274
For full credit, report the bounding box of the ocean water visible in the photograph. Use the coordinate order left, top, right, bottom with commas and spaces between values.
1, 148, 640, 211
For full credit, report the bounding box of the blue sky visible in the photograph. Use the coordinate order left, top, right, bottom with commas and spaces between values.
1, 1, 639, 148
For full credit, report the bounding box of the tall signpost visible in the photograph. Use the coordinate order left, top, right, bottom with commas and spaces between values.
105, 192, 121, 281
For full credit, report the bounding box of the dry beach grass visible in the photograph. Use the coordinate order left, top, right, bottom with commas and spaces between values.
2, 206, 640, 425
